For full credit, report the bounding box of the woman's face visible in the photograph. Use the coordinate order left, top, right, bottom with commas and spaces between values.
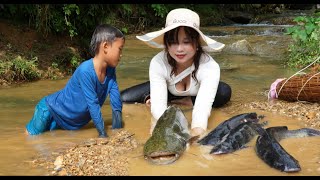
167, 27, 197, 66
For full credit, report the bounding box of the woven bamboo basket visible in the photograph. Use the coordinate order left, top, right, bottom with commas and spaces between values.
276, 72, 320, 102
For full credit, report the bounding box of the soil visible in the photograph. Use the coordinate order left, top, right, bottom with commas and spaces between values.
224, 100, 320, 128
0, 19, 80, 69
0, 19, 88, 87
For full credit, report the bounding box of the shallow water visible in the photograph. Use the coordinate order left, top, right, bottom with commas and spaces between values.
1, 28, 320, 176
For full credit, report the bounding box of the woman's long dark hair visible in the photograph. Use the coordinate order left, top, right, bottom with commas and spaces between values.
163, 26, 206, 84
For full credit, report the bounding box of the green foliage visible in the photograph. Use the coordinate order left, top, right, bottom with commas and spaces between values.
63, 4, 80, 38
0, 60, 13, 79
151, 4, 168, 18
0, 56, 41, 82
0, 4, 225, 38
14, 56, 41, 81
52, 47, 82, 75
0, 4, 226, 85
43, 62, 64, 80
192, 4, 223, 25
285, 12, 320, 68
121, 27, 128, 34
121, 4, 133, 17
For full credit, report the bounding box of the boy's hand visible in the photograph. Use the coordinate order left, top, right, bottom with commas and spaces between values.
112, 110, 123, 129
98, 131, 108, 138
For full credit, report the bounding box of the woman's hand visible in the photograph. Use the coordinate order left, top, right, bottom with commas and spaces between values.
191, 127, 205, 137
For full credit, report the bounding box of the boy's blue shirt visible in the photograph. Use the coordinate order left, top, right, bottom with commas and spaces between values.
45, 58, 122, 133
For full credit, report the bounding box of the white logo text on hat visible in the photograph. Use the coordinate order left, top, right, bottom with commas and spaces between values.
173, 19, 187, 24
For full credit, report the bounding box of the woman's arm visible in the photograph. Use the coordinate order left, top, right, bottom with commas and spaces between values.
191, 57, 220, 131
149, 53, 169, 121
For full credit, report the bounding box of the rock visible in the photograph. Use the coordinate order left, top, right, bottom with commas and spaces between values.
223, 39, 254, 55
54, 155, 63, 170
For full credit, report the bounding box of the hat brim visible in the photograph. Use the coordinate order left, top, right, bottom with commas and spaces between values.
136, 24, 225, 52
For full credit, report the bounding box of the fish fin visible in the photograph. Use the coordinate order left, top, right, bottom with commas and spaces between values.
253, 124, 267, 135
258, 115, 265, 120
230, 152, 240, 156
260, 121, 268, 127
175, 107, 190, 134
220, 132, 230, 143
240, 145, 250, 150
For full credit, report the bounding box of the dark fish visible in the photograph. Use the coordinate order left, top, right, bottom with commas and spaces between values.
143, 105, 190, 165
197, 112, 263, 146
120, 81, 150, 103
267, 126, 320, 141
255, 126, 320, 172
210, 121, 266, 155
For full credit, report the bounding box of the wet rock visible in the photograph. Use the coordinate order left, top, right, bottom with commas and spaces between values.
224, 11, 254, 24
223, 39, 254, 55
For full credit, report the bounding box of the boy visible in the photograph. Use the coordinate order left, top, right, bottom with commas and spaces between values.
26, 24, 125, 138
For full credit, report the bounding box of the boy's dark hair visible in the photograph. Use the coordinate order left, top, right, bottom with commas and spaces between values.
90, 24, 125, 56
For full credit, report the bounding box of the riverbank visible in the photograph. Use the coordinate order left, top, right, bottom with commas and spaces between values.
223, 99, 320, 129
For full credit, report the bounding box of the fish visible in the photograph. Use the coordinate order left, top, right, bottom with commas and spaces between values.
197, 112, 263, 146
210, 121, 266, 155
143, 105, 190, 165
255, 126, 320, 172
267, 126, 320, 141
120, 81, 150, 104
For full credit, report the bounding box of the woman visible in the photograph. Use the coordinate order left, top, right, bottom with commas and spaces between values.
134, 8, 231, 137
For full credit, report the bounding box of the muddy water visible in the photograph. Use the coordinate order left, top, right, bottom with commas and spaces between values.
1, 30, 320, 176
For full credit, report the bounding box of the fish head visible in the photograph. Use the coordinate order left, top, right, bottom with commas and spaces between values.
274, 156, 301, 172
243, 112, 260, 123
143, 105, 190, 165
227, 112, 260, 129
143, 134, 187, 165
144, 150, 181, 165
283, 165, 301, 172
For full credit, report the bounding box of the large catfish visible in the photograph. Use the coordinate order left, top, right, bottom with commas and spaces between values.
143, 105, 190, 165
198, 112, 263, 146
210, 121, 267, 155
255, 126, 320, 172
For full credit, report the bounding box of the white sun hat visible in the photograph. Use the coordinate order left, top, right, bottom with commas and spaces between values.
136, 8, 225, 52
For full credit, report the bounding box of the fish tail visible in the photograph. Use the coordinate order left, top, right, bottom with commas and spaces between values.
269, 127, 320, 140
288, 128, 320, 138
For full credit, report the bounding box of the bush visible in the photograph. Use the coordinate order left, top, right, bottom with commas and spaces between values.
285, 12, 320, 68
0, 56, 41, 83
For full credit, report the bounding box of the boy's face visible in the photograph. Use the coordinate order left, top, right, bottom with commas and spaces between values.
105, 37, 125, 67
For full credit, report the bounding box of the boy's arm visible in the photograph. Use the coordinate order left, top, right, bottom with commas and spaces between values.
109, 78, 123, 129
79, 69, 107, 138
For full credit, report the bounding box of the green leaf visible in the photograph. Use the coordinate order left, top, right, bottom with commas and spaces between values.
305, 23, 316, 35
